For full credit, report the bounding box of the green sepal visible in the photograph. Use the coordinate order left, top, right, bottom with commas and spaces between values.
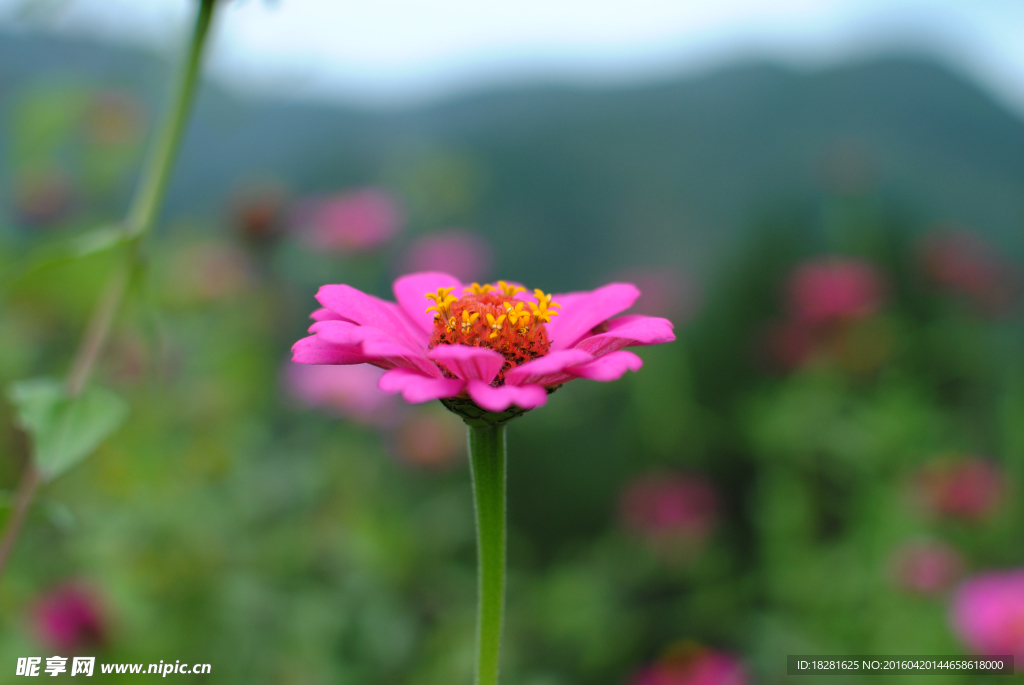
440, 397, 529, 427
440, 386, 559, 427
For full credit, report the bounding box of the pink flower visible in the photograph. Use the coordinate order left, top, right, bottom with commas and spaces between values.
951, 569, 1024, 660
285, 362, 399, 427
921, 232, 1019, 316
293, 187, 403, 253
399, 230, 494, 283
291, 273, 675, 414
916, 457, 1003, 521
631, 649, 747, 685
891, 540, 964, 595
32, 583, 106, 653
620, 473, 718, 542
786, 258, 884, 328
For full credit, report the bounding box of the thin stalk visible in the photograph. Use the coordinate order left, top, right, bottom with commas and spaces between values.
0, 464, 40, 578
0, 0, 218, 581
65, 261, 130, 397
467, 423, 508, 685
125, 0, 217, 238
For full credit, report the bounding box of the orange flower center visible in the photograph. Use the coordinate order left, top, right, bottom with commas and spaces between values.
425, 282, 560, 384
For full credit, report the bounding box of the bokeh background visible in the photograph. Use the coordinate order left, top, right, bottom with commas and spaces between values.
1, 0, 1023, 683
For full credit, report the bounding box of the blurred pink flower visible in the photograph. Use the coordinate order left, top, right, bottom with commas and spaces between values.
32, 583, 106, 653
285, 362, 399, 427
891, 540, 964, 595
393, 409, 465, 468
916, 457, 1003, 521
631, 648, 747, 685
399, 229, 494, 283
786, 258, 884, 328
620, 473, 718, 542
921, 231, 1019, 316
293, 187, 403, 253
951, 569, 1024, 660
614, 267, 701, 321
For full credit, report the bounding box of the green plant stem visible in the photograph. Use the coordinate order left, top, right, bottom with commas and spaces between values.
0, 0, 218, 582
125, 0, 216, 239
66, 261, 130, 397
0, 464, 40, 578
467, 423, 508, 685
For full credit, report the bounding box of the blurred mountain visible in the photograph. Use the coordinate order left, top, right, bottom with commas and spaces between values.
1, 30, 1023, 288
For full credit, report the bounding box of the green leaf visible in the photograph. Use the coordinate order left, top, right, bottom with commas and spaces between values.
0, 224, 131, 290
70, 225, 131, 258
7, 378, 129, 482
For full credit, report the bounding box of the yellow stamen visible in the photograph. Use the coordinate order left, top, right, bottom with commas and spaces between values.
424, 287, 457, 320
496, 280, 526, 297
465, 283, 493, 296
447, 316, 458, 332
528, 288, 561, 323
504, 302, 532, 334
461, 310, 480, 332
485, 312, 506, 339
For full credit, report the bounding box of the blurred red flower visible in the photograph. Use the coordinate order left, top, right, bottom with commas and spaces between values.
921, 231, 1019, 316
620, 473, 718, 542
786, 257, 884, 328
32, 583, 106, 653
916, 457, 1003, 521
891, 540, 964, 595
631, 647, 746, 685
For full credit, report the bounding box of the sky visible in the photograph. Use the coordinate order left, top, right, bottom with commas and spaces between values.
1, 0, 1024, 111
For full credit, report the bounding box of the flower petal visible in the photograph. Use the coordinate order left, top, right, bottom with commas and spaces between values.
379, 368, 465, 403
292, 334, 374, 365
467, 380, 548, 412
427, 344, 505, 383
572, 314, 676, 356
547, 283, 641, 351
393, 271, 463, 335
311, 320, 437, 375
316, 284, 428, 349
569, 350, 643, 381
504, 349, 593, 386
310, 307, 344, 323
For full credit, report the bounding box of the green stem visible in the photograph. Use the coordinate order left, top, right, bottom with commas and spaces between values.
125, 0, 216, 238
0, 0, 218, 584
467, 423, 507, 685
